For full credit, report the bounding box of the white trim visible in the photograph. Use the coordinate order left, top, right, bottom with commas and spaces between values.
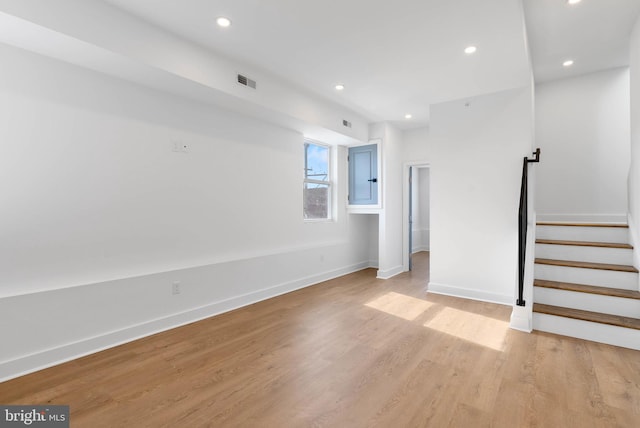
0, 261, 370, 382
376, 265, 404, 279
627, 214, 640, 283
347, 206, 381, 214
411, 246, 429, 254
536, 213, 628, 223
303, 218, 335, 224
427, 282, 512, 306
510, 306, 533, 332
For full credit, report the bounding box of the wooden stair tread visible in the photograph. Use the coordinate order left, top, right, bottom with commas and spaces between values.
536, 222, 628, 228
534, 279, 640, 300
533, 303, 640, 331
535, 239, 632, 249
535, 258, 639, 273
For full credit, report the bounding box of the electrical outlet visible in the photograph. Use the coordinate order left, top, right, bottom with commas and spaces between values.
172, 281, 181, 295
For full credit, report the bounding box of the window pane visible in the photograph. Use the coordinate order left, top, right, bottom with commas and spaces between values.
353, 150, 373, 200
304, 182, 329, 219
305, 143, 329, 181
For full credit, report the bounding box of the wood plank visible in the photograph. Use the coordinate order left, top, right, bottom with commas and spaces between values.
561, 339, 615, 422
535, 258, 639, 273
533, 303, 640, 330
536, 222, 628, 228
533, 279, 640, 300
535, 239, 633, 249
531, 334, 570, 424
1, 252, 639, 427
588, 343, 640, 422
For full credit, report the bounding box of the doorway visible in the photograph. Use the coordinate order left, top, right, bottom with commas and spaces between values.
404, 164, 430, 272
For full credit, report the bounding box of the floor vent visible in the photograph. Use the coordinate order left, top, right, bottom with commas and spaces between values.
237, 74, 257, 89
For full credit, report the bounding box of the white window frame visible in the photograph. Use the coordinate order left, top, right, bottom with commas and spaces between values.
303, 139, 332, 221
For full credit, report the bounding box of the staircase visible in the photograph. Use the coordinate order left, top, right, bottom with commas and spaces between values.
532, 222, 640, 350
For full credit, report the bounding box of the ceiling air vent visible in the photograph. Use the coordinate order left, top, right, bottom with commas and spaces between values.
342, 119, 352, 128
237, 73, 257, 89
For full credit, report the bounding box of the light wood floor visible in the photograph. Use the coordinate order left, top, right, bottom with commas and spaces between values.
1, 252, 639, 427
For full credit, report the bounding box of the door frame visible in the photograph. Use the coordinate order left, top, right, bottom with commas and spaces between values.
403, 161, 430, 272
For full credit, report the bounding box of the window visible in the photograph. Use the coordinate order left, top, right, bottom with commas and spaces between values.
304, 141, 331, 220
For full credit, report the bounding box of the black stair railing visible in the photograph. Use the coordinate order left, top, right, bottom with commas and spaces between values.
517, 148, 541, 306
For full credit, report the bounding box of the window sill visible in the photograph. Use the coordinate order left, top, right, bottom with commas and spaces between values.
348, 205, 382, 214
304, 218, 334, 223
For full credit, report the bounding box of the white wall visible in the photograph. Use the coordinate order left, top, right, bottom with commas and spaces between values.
630, 15, 640, 270
535, 68, 630, 222
401, 127, 432, 268
0, 44, 371, 380
367, 214, 380, 267
403, 127, 431, 163
370, 122, 405, 278
0, 0, 369, 146
428, 86, 533, 304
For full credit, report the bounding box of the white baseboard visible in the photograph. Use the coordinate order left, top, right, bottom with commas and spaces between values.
0, 261, 370, 382
411, 246, 429, 254
376, 265, 404, 279
427, 282, 512, 306
536, 213, 627, 223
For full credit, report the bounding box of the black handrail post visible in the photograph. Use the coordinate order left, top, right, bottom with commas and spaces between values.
517, 149, 540, 307
517, 158, 527, 306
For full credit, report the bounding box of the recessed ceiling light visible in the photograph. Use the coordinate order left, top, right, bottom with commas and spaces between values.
216, 16, 232, 28
335, 84, 345, 91
464, 46, 477, 54
567, 0, 582, 5
563, 60, 574, 67
405, 114, 412, 119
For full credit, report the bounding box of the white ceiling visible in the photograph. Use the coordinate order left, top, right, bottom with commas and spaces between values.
100, 0, 640, 128
101, 0, 531, 129
524, 0, 640, 83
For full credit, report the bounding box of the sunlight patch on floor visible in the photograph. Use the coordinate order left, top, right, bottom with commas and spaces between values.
364, 291, 434, 321
423, 307, 508, 351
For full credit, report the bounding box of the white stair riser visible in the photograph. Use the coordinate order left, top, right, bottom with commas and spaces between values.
533, 313, 640, 351
533, 287, 640, 318
536, 226, 629, 244
535, 244, 633, 266
534, 264, 639, 290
